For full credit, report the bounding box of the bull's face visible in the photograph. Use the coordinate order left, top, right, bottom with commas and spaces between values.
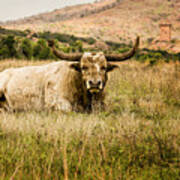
48, 36, 139, 95
70, 52, 118, 94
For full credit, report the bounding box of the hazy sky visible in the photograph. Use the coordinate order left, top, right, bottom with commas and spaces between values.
0, 0, 96, 22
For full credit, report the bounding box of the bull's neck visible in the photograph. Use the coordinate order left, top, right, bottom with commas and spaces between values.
86, 91, 102, 112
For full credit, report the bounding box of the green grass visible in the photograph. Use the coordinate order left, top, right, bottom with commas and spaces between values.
0, 60, 180, 179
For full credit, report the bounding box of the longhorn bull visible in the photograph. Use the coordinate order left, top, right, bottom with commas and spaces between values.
0, 37, 139, 112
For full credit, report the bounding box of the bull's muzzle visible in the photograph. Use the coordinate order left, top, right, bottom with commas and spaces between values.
86, 80, 103, 94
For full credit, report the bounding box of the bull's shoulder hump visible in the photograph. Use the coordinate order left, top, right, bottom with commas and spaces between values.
45, 61, 73, 72
45, 61, 72, 67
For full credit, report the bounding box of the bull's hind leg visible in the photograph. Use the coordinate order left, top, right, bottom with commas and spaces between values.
0, 70, 13, 112
0, 93, 7, 111
0, 92, 14, 112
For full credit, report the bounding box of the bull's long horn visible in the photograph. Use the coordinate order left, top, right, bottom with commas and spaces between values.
105, 36, 140, 61
48, 40, 82, 61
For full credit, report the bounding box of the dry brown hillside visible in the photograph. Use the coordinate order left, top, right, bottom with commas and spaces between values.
4, 0, 118, 25
4, 0, 180, 47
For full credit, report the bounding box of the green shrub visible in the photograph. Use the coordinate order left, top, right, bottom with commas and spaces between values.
105, 41, 131, 50
84, 37, 96, 45
20, 38, 33, 59
135, 50, 166, 64
38, 31, 96, 46
33, 39, 52, 60
0, 35, 17, 58
38, 47, 51, 59
117, 47, 130, 53
0, 46, 9, 59
71, 40, 83, 52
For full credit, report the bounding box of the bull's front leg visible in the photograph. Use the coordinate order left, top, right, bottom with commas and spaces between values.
44, 83, 73, 112
91, 100, 106, 113
90, 93, 106, 113
44, 94, 73, 112
54, 98, 72, 112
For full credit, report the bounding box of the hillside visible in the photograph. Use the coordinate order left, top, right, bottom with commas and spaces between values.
3, 0, 118, 25
2, 0, 180, 51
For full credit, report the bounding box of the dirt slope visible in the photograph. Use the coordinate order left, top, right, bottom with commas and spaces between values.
3, 0, 180, 48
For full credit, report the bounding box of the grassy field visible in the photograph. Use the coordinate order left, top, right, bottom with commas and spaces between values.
0, 60, 180, 179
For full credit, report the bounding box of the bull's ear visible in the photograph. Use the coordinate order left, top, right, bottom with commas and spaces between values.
107, 63, 119, 72
70, 62, 81, 72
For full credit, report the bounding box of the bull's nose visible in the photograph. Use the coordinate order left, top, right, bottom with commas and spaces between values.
88, 80, 102, 88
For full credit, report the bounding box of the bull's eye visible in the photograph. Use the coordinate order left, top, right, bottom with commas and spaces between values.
82, 66, 88, 71
101, 66, 106, 71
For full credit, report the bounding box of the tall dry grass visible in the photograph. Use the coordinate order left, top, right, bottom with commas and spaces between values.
0, 60, 180, 179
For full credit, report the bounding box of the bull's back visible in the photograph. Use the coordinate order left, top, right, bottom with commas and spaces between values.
2, 61, 79, 111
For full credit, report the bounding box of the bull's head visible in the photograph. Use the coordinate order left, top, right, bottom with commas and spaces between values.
48, 37, 139, 94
